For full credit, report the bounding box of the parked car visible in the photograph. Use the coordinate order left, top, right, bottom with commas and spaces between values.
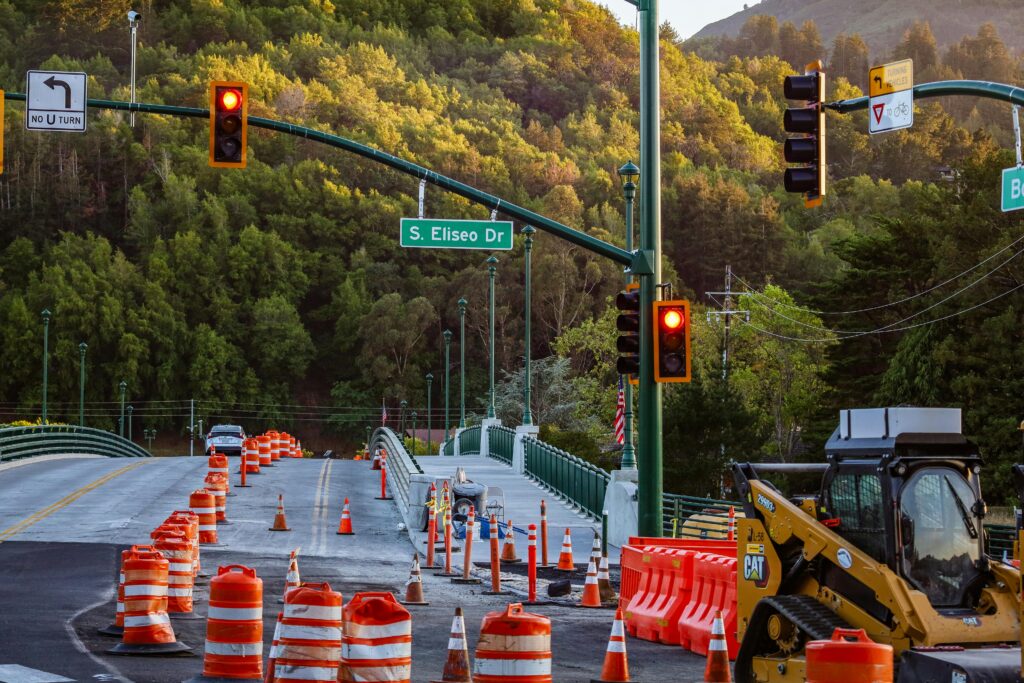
205, 424, 246, 457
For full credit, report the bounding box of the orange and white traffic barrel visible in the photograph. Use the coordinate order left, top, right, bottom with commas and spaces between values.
274, 582, 344, 683
190, 490, 219, 544
208, 452, 229, 480
473, 603, 551, 683
165, 511, 201, 577
268, 431, 282, 462
152, 528, 194, 614
108, 545, 191, 655
257, 435, 273, 468
204, 473, 229, 523
243, 438, 260, 474
99, 548, 131, 636
187, 564, 264, 682
340, 592, 412, 683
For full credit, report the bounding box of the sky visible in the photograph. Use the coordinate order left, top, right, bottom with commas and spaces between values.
601, 0, 751, 39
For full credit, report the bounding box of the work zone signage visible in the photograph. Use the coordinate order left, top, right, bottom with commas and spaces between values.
400, 218, 513, 250
26, 70, 88, 132
868, 59, 913, 135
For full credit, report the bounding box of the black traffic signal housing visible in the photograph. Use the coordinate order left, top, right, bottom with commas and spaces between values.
783, 61, 825, 208
209, 81, 247, 168
653, 300, 691, 383
615, 285, 641, 376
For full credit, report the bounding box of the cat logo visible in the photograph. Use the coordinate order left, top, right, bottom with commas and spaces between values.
743, 552, 770, 588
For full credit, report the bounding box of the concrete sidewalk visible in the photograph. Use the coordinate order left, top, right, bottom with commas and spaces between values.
412, 455, 616, 564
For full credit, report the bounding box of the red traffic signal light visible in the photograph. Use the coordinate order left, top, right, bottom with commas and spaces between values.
209, 81, 247, 168
653, 300, 690, 383
783, 61, 826, 208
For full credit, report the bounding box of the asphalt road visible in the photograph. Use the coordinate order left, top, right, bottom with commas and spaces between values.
0, 455, 707, 682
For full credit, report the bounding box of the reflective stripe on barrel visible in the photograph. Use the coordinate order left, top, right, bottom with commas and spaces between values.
473, 603, 551, 683
274, 582, 343, 683
189, 490, 218, 544
258, 435, 273, 466
202, 564, 263, 680
341, 592, 411, 683
121, 545, 177, 646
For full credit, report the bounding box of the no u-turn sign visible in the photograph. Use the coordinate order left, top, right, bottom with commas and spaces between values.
26, 70, 88, 132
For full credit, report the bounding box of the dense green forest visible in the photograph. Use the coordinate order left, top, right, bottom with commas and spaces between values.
1, 1, 1023, 501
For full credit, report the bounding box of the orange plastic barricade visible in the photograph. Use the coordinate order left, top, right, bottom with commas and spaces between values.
190, 565, 263, 682
164, 511, 201, 577
622, 547, 695, 644
340, 592, 412, 683
268, 431, 282, 462
677, 553, 739, 658
626, 537, 737, 557
152, 528, 194, 614
204, 473, 229, 523
806, 628, 893, 683
190, 490, 219, 544
274, 582, 343, 683
243, 438, 260, 474
208, 453, 229, 480
257, 435, 273, 467
474, 603, 551, 683
109, 545, 190, 654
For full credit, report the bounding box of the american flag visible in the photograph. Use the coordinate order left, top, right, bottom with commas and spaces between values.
614, 376, 625, 445
381, 398, 388, 426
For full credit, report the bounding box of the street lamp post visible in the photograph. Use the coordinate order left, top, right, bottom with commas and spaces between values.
41, 308, 51, 425
365, 425, 371, 451
637, 0, 664, 536
127, 405, 134, 441
486, 257, 498, 419
457, 299, 467, 427
399, 400, 408, 437
78, 342, 88, 427
119, 380, 127, 438
425, 373, 433, 454
443, 330, 452, 442
410, 411, 418, 455
618, 161, 640, 470
144, 428, 155, 453
522, 227, 535, 426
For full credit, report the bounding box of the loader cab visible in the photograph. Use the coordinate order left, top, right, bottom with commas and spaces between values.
822, 408, 987, 609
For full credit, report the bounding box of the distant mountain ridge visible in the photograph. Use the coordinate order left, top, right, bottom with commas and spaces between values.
693, 0, 1024, 57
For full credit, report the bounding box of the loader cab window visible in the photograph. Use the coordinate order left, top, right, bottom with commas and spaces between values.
899, 468, 981, 607
826, 473, 887, 564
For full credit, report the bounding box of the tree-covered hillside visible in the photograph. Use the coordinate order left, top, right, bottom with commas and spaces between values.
1, 1, 1023, 501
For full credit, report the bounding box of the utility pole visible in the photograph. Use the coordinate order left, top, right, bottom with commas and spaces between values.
705, 265, 749, 382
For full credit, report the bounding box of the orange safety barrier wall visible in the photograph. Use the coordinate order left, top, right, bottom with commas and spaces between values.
622, 547, 695, 644
677, 552, 739, 658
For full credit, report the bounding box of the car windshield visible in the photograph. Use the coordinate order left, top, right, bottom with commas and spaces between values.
899, 468, 981, 607
211, 428, 242, 437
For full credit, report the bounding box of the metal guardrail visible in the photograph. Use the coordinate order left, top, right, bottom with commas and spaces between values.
487, 425, 515, 465
523, 436, 609, 519
370, 427, 422, 511
0, 424, 151, 461
442, 438, 455, 456
458, 426, 481, 455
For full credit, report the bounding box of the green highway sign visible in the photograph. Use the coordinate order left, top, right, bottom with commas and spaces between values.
400, 218, 514, 250
1002, 166, 1024, 212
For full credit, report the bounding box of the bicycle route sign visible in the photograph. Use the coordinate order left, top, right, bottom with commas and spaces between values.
868, 59, 913, 135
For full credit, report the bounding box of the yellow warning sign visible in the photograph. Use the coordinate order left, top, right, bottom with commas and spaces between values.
869, 59, 913, 97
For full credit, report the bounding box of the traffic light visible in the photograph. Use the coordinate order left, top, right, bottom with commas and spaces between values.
783, 61, 825, 208
209, 81, 247, 168
615, 285, 641, 376
653, 300, 691, 383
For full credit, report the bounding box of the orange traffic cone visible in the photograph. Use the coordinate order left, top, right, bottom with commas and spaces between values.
336, 498, 354, 535
556, 528, 575, 571
431, 607, 472, 683
263, 612, 283, 683
598, 553, 616, 604
400, 554, 429, 606
279, 550, 300, 604
704, 610, 732, 683
500, 519, 520, 563
580, 558, 602, 608
591, 608, 630, 682
269, 494, 290, 531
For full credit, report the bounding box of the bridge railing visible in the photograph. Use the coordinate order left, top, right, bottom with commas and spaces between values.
523, 436, 609, 519
0, 424, 151, 461
441, 438, 455, 456
457, 426, 481, 455
371, 427, 422, 511
487, 425, 515, 465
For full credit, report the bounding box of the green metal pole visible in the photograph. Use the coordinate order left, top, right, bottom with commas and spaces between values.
411, 411, 418, 455
41, 309, 50, 425
522, 227, 535, 426
458, 299, 467, 428
486, 257, 498, 419
119, 380, 127, 438
637, 0, 664, 537
78, 342, 87, 427
400, 400, 408, 437
365, 425, 371, 451
621, 168, 638, 471
127, 405, 133, 442
426, 373, 433, 454
443, 330, 452, 441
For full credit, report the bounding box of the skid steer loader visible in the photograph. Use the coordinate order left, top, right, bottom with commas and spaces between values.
732, 407, 1022, 682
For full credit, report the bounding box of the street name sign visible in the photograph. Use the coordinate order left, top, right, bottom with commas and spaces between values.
1001, 166, 1024, 212
26, 70, 87, 132
400, 218, 514, 250
868, 59, 913, 134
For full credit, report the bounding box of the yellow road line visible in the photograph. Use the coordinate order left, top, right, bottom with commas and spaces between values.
0, 460, 148, 543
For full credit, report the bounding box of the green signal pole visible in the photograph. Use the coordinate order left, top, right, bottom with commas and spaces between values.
41, 308, 51, 424
637, 0, 663, 537
486, 257, 498, 419
522, 227, 535, 426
